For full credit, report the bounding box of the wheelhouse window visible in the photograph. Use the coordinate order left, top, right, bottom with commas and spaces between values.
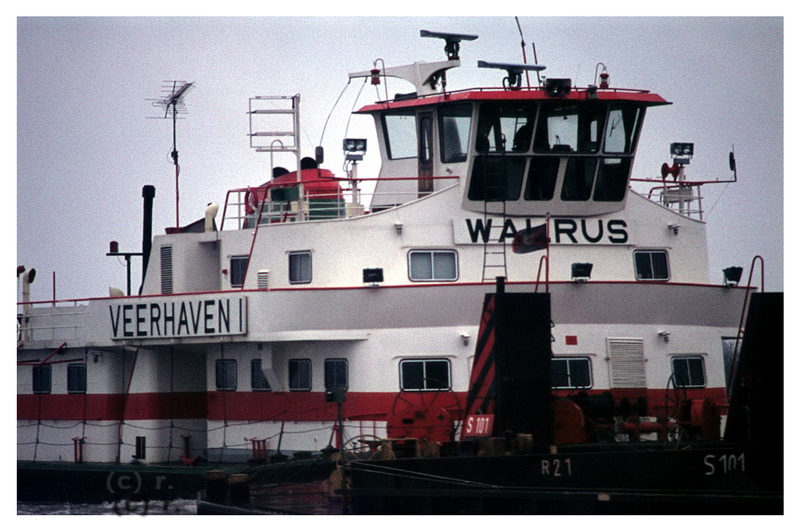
67, 363, 87, 394
534, 103, 604, 154
251, 359, 271, 391
475, 102, 536, 153
671, 356, 706, 387
634, 250, 670, 281
400, 359, 451, 391
324, 358, 348, 391
439, 104, 472, 163
593, 158, 631, 201
524, 157, 559, 200
383, 110, 417, 159
289, 359, 312, 391
604, 104, 642, 154
561, 157, 597, 201
289, 251, 312, 284
215, 359, 237, 391
32, 365, 51, 394
408, 250, 458, 282
551, 357, 592, 389
230, 256, 249, 288
468, 155, 526, 201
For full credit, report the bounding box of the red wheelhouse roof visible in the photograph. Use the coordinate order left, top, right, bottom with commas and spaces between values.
355, 86, 671, 113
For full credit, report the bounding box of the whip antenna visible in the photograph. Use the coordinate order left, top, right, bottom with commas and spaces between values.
514, 18, 542, 86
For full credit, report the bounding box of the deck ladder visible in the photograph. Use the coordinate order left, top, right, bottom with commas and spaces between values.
481, 154, 509, 282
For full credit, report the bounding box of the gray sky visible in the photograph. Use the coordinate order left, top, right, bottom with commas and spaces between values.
15, 16, 784, 301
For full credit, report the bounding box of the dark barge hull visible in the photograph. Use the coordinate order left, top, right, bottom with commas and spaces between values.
17, 457, 335, 505
343, 442, 782, 514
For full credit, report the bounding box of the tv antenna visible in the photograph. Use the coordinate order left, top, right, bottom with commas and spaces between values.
148, 80, 194, 229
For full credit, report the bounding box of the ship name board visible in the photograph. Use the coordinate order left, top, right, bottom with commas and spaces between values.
109, 296, 247, 339
455, 218, 629, 245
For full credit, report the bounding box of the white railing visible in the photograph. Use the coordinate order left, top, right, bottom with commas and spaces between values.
221, 176, 460, 230
646, 183, 705, 220
17, 302, 88, 344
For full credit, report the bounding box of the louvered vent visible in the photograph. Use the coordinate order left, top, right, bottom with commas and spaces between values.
607, 338, 646, 388
160, 245, 173, 294
257, 269, 270, 289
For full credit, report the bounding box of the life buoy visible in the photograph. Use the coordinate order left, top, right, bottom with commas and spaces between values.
244, 188, 259, 214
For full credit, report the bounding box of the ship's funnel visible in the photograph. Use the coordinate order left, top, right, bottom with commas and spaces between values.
141, 185, 155, 293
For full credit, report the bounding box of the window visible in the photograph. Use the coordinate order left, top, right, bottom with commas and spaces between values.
134, 436, 146, 460
551, 357, 592, 389
475, 103, 536, 153
32, 365, 51, 394
383, 111, 417, 159
468, 155, 526, 201
603, 104, 641, 154
67, 363, 87, 394
289, 251, 312, 284
324, 358, 348, 391
400, 359, 451, 391
561, 157, 597, 201
524, 157, 559, 200
634, 250, 670, 281
592, 157, 631, 202
251, 359, 271, 391
534, 103, 604, 154
671, 356, 706, 387
408, 250, 458, 282
215, 359, 237, 391
289, 359, 312, 391
230, 256, 249, 288
439, 104, 472, 163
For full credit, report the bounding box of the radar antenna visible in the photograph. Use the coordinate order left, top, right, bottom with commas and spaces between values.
420, 30, 478, 60
148, 80, 194, 228
477, 61, 546, 90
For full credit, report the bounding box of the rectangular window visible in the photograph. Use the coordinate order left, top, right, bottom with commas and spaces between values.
400, 359, 451, 391
561, 157, 597, 201
672, 356, 706, 388
230, 256, 249, 288
215, 359, 237, 391
67, 363, 87, 394
634, 250, 670, 281
476, 102, 536, 153
289, 359, 312, 391
468, 155, 526, 201
603, 104, 641, 154
32, 365, 51, 394
408, 250, 458, 282
534, 103, 604, 154
134, 436, 146, 460
289, 251, 312, 284
524, 157, 560, 200
592, 157, 631, 202
439, 104, 472, 163
551, 357, 592, 389
383, 110, 417, 159
324, 358, 348, 391
251, 359, 271, 391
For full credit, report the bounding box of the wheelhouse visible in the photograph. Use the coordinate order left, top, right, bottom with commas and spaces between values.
359, 88, 669, 217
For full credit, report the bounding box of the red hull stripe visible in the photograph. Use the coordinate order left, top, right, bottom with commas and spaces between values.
17, 388, 727, 421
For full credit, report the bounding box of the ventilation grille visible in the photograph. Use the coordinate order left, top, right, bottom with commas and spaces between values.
607, 338, 646, 388
257, 269, 270, 289
160, 246, 173, 294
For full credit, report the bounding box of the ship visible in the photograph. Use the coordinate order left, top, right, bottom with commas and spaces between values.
17, 28, 780, 511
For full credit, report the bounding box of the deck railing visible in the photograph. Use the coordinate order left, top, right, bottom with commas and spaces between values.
221, 176, 460, 230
